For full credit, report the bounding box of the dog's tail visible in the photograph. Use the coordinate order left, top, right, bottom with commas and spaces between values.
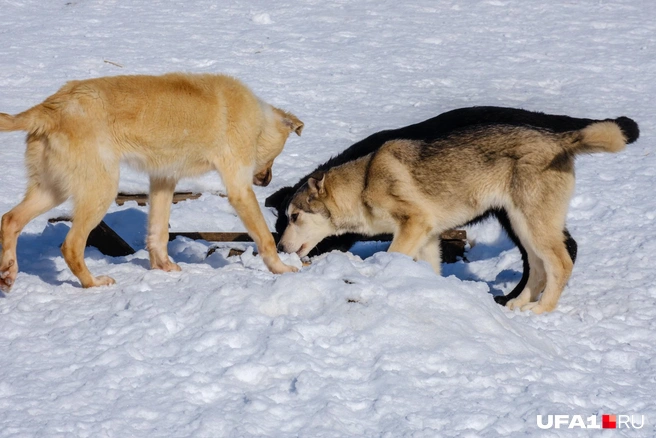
566, 117, 639, 155
0, 104, 56, 136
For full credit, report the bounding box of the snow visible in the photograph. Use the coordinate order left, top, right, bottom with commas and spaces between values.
1, 0, 655, 436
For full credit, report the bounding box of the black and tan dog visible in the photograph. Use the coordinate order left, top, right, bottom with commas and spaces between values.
0, 73, 303, 291
277, 114, 639, 313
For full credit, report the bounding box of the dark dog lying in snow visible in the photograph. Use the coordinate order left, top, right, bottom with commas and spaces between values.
266, 106, 635, 304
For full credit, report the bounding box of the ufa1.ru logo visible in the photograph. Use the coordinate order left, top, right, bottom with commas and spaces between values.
536, 414, 645, 429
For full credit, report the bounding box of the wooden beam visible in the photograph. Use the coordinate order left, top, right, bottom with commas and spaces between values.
169, 231, 259, 242
48, 216, 467, 263
115, 191, 202, 206
169, 230, 466, 243
48, 217, 135, 257
176, 230, 468, 263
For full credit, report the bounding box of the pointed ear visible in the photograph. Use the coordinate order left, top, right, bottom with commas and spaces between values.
307, 171, 326, 197
265, 186, 294, 208
274, 107, 304, 136
285, 112, 304, 136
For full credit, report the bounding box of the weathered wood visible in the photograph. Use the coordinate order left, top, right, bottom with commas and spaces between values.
169, 232, 260, 242
213, 241, 464, 264
218, 247, 311, 267
115, 191, 202, 206
48, 216, 466, 263
180, 230, 467, 263
48, 216, 73, 224
440, 239, 466, 264
227, 248, 245, 258
87, 221, 136, 257
440, 229, 467, 241
170, 230, 465, 243
47, 217, 135, 257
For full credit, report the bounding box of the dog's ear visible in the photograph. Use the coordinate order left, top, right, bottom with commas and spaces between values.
308, 171, 326, 197
265, 186, 294, 208
274, 107, 304, 136
285, 113, 304, 136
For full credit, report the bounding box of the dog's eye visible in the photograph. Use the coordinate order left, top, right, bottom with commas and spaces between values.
290, 213, 299, 223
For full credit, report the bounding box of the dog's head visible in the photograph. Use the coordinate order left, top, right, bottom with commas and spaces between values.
278, 171, 338, 257
254, 107, 304, 187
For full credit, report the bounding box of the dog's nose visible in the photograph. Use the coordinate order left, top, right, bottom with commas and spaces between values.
253, 168, 272, 187
262, 169, 272, 186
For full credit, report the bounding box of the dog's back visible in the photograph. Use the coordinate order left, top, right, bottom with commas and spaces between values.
370, 121, 635, 219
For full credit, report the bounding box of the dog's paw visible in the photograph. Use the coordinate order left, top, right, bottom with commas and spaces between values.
269, 262, 299, 274
520, 302, 548, 314
88, 275, 116, 288
152, 260, 181, 272
0, 258, 18, 292
506, 296, 529, 310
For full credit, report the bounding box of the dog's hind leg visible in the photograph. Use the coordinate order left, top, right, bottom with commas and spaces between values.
506, 209, 572, 314
503, 210, 549, 311
1, 135, 65, 292
62, 164, 119, 288
1, 185, 64, 292
416, 234, 441, 274
147, 176, 181, 272
520, 237, 572, 314
497, 225, 576, 306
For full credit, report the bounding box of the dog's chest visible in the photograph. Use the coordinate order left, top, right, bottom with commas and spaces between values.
122, 151, 212, 179
361, 203, 397, 235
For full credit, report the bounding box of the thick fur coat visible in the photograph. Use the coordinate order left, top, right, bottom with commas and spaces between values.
0, 73, 303, 291
277, 115, 638, 312
267, 106, 638, 304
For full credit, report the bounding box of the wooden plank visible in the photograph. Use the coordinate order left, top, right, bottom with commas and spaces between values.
115, 191, 202, 206
440, 229, 467, 241
169, 231, 261, 242
47, 216, 466, 263
47, 217, 135, 257
86, 221, 135, 256
184, 230, 467, 263
440, 239, 466, 264
170, 230, 465, 243
212, 241, 464, 264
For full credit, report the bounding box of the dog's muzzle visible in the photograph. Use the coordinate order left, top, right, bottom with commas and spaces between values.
253, 168, 272, 187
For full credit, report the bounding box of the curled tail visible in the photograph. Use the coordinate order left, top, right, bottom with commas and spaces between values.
0, 105, 56, 135
567, 116, 639, 155
0, 113, 23, 131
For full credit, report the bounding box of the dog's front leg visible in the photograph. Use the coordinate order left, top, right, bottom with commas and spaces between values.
416, 235, 442, 275
221, 169, 297, 274
388, 218, 432, 262
147, 176, 181, 272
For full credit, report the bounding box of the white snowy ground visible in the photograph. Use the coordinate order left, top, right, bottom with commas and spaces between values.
1, 0, 655, 436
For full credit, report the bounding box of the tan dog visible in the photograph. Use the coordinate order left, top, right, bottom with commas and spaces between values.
279, 119, 638, 313
0, 73, 303, 291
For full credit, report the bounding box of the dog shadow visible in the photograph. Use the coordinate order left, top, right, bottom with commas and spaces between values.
102, 209, 233, 270
3, 208, 233, 291
6, 208, 520, 298
9, 222, 74, 290
104, 209, 231, 269
442, 236, 522, 299
2, 209, 143, 291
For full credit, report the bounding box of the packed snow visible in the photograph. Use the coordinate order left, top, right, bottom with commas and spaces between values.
1, 0, 655, 436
